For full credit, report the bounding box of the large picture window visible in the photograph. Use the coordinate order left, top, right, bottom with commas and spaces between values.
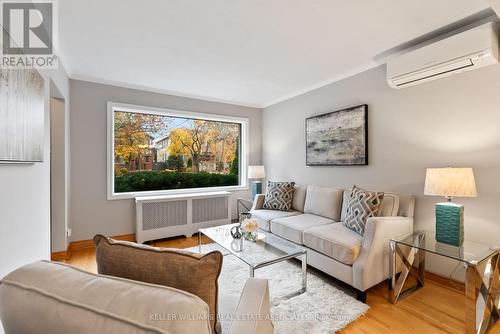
107, 102, 248, 199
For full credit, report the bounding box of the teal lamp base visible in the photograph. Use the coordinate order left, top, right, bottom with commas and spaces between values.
435, 202, 464, 246
251, 181, 262, 201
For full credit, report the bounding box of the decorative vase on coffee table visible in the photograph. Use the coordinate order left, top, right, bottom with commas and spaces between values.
244, 231, 258, 242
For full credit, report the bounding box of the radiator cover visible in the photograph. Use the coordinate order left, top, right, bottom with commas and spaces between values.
135, 191, 231, 243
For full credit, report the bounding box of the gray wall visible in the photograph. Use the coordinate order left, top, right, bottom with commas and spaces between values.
263, 64, 500, 279
50, 97, 69, 252
69, 80, 262, 242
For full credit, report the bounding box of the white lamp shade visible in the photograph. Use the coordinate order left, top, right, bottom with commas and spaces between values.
424, 167, 477, 198
248, 165, 265, 179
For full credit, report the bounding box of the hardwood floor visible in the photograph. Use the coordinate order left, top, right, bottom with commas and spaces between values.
65, 234, 500, 334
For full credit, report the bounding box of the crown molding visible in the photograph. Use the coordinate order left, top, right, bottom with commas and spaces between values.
69, 74, 264, 109
263, 61, 379, 108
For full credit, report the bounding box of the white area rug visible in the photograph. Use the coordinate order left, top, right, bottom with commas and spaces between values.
187, 243, 369, 334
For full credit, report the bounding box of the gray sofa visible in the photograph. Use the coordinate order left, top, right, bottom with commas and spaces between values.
0, 261, 273, 334
250, 185, 415, 301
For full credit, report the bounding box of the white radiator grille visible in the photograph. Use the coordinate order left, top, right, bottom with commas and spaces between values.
142, 200, 187, 231
192, 196, 229, 224
136, 191, 231, 243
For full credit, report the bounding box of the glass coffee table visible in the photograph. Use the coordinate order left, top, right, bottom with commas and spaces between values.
389, 230, 500, 334
199, 223, 307, 299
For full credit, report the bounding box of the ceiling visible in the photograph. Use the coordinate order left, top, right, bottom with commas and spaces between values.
59, 0, 491, 108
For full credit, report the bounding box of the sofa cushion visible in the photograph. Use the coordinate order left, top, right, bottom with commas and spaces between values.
340, 190, 350, 221
343, 186, 384, 236
0, 261, 212, 334
93, 235, 222, 333
270, 214, 334, 244
303, 186, 344, 221
341, 190, 400, 220
378, 192, 400, 217
250, 209, 301, 231
303, 224, 363, 265
292, 184, 307, 212
262, 181, 295, 211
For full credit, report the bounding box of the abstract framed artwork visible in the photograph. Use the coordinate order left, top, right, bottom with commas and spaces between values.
0, 63, 45, 162
306, 104, 368, 166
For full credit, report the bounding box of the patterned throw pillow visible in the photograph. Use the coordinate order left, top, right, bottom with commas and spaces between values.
343, 185, 384, 235
263, 181, 295, 211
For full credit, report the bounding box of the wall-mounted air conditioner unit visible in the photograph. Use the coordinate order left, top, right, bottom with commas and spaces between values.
387, 22, 499, 89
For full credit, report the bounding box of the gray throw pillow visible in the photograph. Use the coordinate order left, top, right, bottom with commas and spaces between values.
343, 185, 384, 235
263, 181, 295, 211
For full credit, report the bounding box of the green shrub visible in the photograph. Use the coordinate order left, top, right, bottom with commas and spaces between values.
166, 155, 184, 171
115, 170, 239, 193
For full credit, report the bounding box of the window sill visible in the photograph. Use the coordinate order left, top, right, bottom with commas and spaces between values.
108, 185, 249, 200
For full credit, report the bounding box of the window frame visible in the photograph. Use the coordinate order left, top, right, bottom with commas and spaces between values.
107, 101, 249, 200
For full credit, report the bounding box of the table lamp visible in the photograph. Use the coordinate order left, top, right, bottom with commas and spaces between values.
424, 167, 477, 246
248, 165, 265, 201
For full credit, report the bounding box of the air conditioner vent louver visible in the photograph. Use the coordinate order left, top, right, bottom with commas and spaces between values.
392, 58, 474, 88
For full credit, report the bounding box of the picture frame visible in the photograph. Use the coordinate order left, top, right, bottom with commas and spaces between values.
0, 50, 45, 162
305, 104, 368, 166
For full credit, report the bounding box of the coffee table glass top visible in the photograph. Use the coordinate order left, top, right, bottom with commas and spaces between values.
199, 223, 306, 267
392, 230, 499, 265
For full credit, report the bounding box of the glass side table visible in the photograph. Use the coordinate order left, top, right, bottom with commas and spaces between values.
389, 231, 500, 334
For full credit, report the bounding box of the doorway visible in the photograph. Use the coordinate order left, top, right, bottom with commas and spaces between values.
50, 94, 68, 257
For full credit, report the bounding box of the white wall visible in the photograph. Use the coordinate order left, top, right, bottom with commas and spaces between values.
263, 64, 500, 279
0, 64, 69, 275
0, 64, 69, 334
69, 79, 262, 242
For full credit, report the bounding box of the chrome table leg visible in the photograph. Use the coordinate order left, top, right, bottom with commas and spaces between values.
301, 251, 307, 293
198, 232, 202, 253
466, 252, 500, 334
390, 233, 425, 303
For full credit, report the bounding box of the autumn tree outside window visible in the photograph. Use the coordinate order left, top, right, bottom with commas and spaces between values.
107, 103, 249, 199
